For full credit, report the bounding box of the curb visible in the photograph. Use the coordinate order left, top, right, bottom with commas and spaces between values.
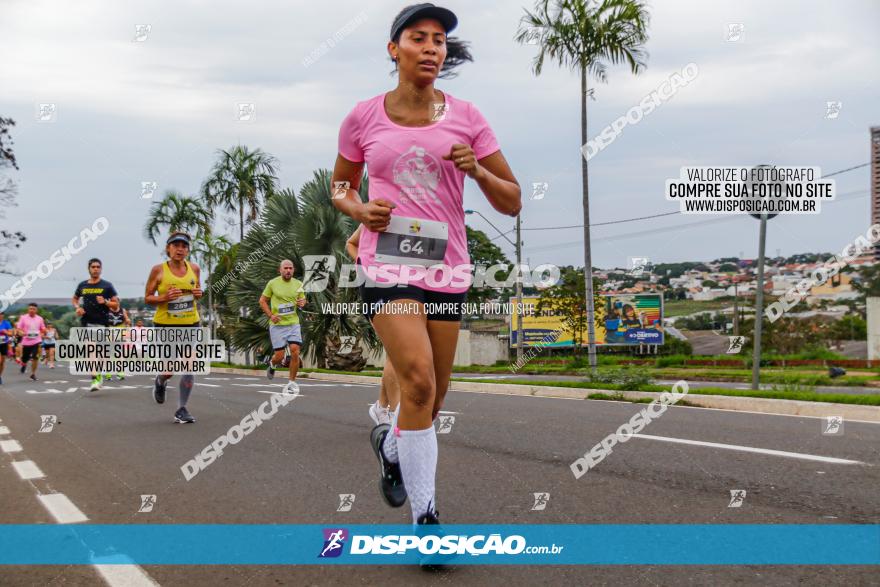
211, 367, 313, 378
211, 369, 880, 423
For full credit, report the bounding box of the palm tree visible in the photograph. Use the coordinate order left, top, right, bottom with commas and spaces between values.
201, 145, 279, 241
517, 0, 649, 371
192, 232, 232, 338
223, 170, 380, 369
143, 190, 212, 245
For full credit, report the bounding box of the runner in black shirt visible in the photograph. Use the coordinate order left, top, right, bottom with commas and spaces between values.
72, 258, 120, 391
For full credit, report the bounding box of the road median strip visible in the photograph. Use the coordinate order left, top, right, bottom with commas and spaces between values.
210, 367, 880, 423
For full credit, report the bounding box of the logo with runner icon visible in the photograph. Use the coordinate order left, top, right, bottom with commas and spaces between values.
822, 415, 843, 435
318, 528, 348, 558
39, 415, 57, 433
531, 492, 550, 511
728, 489, 746, 508
138, 494, 157, 513
393, 146, 442, 205
437, 415, 455, 434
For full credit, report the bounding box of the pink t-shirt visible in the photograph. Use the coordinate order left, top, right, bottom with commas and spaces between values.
338, 92, 500, 293
17, 314, 45, 346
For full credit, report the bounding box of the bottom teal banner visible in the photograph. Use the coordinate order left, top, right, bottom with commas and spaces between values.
0, 525, 877, 565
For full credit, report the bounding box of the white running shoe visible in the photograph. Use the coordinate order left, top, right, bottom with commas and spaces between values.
368, 401, 392, 426
283, 381, 300, 395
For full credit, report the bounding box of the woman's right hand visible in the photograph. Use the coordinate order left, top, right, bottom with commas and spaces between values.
357, 199, 395, 232
165, 287, 183, 301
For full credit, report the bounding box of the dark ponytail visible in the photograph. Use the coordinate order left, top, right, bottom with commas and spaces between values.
438, 37, 472, 79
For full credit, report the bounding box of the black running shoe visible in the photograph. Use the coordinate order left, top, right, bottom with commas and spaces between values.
152, 375, 166, 404
281, 355, 291, 368
29, 374, 36, 381
417, 508, 453, 570
417, 510, 440, 526
266, 363, 275, 380
174, 407, 195, 424
370, 424, 407, 508
20, 364, 26, 374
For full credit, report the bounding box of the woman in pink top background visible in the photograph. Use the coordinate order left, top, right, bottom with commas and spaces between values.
16, 302, 47, 381
331, 3, 521, 534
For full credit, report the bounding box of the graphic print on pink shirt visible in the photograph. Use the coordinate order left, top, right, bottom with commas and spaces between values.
338, 92, 500, 293
17, 314, 45, 346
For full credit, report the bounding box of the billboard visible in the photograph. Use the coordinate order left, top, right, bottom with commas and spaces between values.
599, 294, 664, 345
509, 294, 664, 347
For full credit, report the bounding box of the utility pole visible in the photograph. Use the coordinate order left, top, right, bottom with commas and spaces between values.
516, 214, 523, 365
751, 213, 768, 390
464, 209, 523, 363
733, 280, 739, 336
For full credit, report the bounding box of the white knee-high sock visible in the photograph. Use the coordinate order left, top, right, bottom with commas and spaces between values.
382, 404, 400, 463
397, 426, 437, 524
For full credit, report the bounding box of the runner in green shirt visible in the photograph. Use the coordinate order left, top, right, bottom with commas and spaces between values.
259, 259, 307, 393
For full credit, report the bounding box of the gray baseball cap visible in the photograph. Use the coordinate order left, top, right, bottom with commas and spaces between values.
390, 3, 458, 40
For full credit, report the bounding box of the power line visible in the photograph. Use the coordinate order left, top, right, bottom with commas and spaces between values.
823, 162, 869, 177
523, 189, 868, 253
521, 211, 680, 231
518, 162, 869, 232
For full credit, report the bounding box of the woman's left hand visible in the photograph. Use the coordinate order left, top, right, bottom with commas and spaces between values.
443, 144, 484, 180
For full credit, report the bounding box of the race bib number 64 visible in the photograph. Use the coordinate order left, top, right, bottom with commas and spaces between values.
374, 216, 448, 267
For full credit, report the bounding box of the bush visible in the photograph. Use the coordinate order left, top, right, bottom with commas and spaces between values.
655, 354, 689, 368
568, 355, 589, 369
659, 337, 693, 356
587, 366, 653, 387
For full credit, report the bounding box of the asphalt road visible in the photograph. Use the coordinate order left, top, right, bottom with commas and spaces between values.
1, 364, 878, 586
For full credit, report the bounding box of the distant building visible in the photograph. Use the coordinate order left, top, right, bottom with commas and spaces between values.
872, 126, 880, 259
808, 273, 859, 302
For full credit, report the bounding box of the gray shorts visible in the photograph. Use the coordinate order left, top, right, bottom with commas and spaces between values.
270, 324, 302, 350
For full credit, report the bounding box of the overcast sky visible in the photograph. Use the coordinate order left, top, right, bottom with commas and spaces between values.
1, 0, 878, 299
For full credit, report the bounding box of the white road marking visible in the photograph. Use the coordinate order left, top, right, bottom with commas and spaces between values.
1, 439, 23, 452
0, 421, 157, 586
234, 377, 261, 381
204, 377, 230, 380
26, 388, 78, 394
93, 556, 160, 586
37, 493, 88, 523
462, 375, 516, 380
196, 383, 221, 387
12, 460, 44, 480
256, 390, 305, 397
631, 434, 865, 465
363, 404, 459, 415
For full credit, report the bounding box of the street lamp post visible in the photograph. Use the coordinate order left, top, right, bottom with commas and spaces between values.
748, 164, 779, 391
465, 209, 523, 364
751, 213, 768, 389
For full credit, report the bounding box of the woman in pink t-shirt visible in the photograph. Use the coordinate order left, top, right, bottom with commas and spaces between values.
331, 4, 521, 533
17, 303, 46, 381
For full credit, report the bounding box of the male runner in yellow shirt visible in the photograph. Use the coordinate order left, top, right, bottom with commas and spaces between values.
259, 259, 306, 394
